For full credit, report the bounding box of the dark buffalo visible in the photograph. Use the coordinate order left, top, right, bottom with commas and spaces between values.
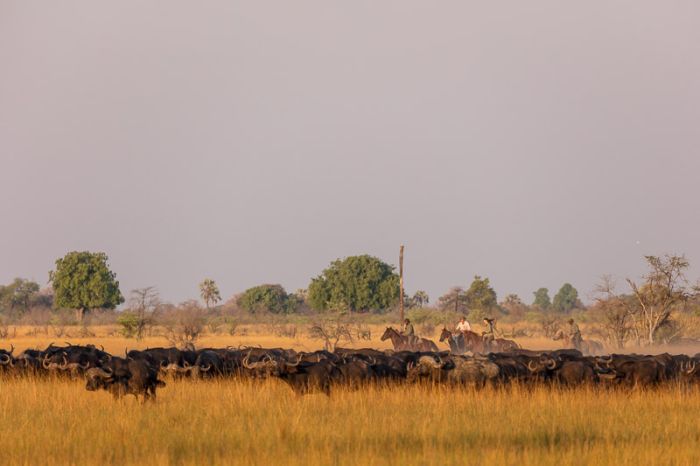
85, 357, 165, 402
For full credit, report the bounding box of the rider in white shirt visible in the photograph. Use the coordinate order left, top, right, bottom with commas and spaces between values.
455, 316, 471, 333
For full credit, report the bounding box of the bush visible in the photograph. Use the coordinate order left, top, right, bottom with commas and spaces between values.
238, 285, 299, 314
117, 312, 142, 339
407, 307, 460, 327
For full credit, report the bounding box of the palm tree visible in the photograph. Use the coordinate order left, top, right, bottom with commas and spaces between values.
199, 278, 221, 310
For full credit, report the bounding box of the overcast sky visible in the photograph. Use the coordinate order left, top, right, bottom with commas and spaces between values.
1, 1, 698, 306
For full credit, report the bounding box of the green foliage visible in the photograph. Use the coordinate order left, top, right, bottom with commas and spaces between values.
117, 311, 142, 339
410, 290, 430, 308
552, 283, 579, 313
238, 284, 298, 314
407, 307, 461, 326
307, 255, 400, 312
437, 287, 468, 313
0, 278, 40, 314
464, 276, 498, 311
49, 251, 124, 318
532, 288, 551, 310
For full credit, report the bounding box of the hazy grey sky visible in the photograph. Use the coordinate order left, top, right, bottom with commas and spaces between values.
1, 1, 698, 305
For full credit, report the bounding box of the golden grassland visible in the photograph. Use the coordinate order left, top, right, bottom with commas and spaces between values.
2, 330, 700, 466
2, 377, 700, 466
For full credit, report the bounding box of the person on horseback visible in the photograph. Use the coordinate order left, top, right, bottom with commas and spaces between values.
482, 317, 496, 351
567, 318, 583, 350
401, 318, 419, 347
455, 316, 471, 333
452, 316, 471, 349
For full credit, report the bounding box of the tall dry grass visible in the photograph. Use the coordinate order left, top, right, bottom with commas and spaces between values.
0, 377, 699, 466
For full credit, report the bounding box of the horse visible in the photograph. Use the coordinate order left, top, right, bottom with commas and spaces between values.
553, 330, 604, 355
439, 328, 466, 354
380, 327, 439, 352
440, 328, 519, 354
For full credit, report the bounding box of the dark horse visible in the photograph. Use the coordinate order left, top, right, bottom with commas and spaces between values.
380, 327, 439, 352
439, 327, 519, 354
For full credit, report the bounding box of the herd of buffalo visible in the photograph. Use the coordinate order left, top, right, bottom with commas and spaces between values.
2, 335, 700, 401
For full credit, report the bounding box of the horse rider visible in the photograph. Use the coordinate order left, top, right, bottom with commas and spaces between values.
455, 316, 471, 333
401, 318, 419, 347
568, 318, 583, 350
482, 317, 496, 351
452, 316, 471, 349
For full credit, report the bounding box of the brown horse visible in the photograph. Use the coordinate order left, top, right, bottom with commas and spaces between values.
440, 328, 519, 354
553, 330, 604, 355
439, 328, 467, 354
380, 327, 439, 352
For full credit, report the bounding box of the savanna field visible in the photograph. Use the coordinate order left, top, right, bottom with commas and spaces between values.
2, 328, 700, 466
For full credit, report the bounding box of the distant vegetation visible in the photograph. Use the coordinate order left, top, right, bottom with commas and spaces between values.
1, 252, 699, 349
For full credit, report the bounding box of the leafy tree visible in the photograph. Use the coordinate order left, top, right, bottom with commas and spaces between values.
238, 284, 298, 314
0, 278, 40, 315
438, 287, 468, 313
464, 276, 497, 311
411, 290, 430, 308
199, 278, 221, 310
552, 283, 579, 313
49, 251, 124, 322
307, 255, 399, 312
532, 288, 551, 310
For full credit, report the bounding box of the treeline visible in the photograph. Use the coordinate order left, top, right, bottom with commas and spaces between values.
1, 251, 699, 348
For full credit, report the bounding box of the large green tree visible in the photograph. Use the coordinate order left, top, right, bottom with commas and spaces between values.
49, 251, 124, 322
532, 287, 551, 310
552, 283, 579, 313
237, 284, 298, 314
464, 276, 498, 310
308, 255, 400, 312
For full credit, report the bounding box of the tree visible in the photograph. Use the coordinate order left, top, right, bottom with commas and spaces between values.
464, 276, 497, 311
49, 251, 124, 322
438, 287, 468, 313
307, 255, 400, 312
500, 293, 528, 318
118, 286, 160, 340
594, 276, 634, 349
238, 284, 298, 314
532, 288, 551, 310
552, 283, 579, 313
627, 255, 692, 345
0, 278, 40, 315
596, 255, 694, 346
411, 290, 430, 308
199, 279, 221, 310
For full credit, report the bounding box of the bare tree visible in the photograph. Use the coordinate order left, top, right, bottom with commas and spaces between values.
162, 300, 205, 349
594, 276, 634, 349
309, 316, 354, 351
628, 255, 691, 345
118, 287, 160, 340
598, 256, 693, 346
